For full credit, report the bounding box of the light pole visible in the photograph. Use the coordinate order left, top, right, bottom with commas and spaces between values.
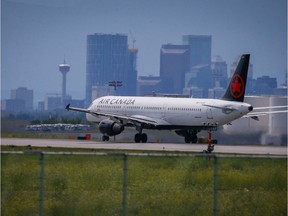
108, 81, 122, 95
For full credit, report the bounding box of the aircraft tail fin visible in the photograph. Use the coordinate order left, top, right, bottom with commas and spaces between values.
221, 54, 250, 102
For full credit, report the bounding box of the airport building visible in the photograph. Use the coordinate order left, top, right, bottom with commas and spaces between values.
222, 96, 287, 146
86, 33, 137, 106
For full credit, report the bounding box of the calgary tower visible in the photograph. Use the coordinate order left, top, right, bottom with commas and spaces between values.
58, 59, 70, 106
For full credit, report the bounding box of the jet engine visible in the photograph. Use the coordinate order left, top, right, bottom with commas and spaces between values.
99, 119, 124, 136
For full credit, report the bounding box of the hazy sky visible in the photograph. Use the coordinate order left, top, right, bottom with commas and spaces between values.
2, 0, 287, 104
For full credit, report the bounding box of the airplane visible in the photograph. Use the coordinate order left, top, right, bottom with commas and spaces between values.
65, 54, 262, 152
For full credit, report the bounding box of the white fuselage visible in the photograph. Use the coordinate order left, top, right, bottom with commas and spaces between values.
86, 96, 252, 129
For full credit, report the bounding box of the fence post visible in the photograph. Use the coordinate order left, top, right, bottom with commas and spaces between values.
39, 153, 45, 216
213, 156, 218, 216
122, 154, 128, 216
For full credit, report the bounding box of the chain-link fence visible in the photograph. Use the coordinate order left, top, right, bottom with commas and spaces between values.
1, 151, 287, 215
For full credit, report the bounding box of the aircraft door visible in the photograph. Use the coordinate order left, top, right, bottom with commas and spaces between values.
206, 108, 213, 119
162, 104, 167, 119
122, 105, 127, 115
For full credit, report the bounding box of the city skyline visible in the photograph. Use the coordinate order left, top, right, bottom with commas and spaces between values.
2, 0, 287, 104
86, 33, 137, 105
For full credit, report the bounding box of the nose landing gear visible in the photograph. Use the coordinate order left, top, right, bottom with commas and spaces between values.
203, 131, 215, 154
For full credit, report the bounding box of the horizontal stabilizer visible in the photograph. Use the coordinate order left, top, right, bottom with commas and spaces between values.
202, 103, 235, 112
253, 105, 288, 110
244, 109, 288, 120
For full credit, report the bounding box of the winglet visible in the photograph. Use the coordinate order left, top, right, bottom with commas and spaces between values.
65, 104, 70, 111
222, 54, 250, 102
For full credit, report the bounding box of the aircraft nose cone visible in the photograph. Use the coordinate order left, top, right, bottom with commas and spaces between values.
248, 106, 253, 112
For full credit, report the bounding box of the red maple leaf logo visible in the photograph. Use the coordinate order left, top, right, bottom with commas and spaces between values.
230, 74, 244, 98
232, 78, 241, 93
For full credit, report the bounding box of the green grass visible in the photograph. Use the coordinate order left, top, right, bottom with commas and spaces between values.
1, 149, 287, 216
217, 158, 287, 216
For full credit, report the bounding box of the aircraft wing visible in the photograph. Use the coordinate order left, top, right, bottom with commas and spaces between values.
65, 104, 170, 127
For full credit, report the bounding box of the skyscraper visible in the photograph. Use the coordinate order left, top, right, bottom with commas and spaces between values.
127, 48, 138, 96
159, 44, 190, 94
182, 35, 212, 97
182, 35, 212, 67
11, 87, 33, 110
86, 33, 137, 105
211, 55, 228, 88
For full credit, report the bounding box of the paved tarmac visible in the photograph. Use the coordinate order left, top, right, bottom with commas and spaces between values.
1, 138, 287, 155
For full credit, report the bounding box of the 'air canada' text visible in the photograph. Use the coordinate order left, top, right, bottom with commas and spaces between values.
98, 98, 136, 105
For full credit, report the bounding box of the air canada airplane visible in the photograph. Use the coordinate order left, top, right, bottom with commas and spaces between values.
66, 54, 262, 152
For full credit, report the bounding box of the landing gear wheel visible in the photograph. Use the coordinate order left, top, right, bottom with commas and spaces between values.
102, 135, 109, 142
191, 134, 198, 143
203, 145, 215, 154
184, 133, 197, 143
141, 133, 148, 143
207, 145, 214, 152
135, 133, 141, 143
185, 136, 191, 143
134, 133, 148, 143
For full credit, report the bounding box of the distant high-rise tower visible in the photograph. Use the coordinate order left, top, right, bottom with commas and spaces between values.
86, 33, 137, 105
182, 35, 212, 67
211, 55, 228, 88
11, 87, 33, 110
159, 44, 190, 94
59, 60, 70, 105
182, 35, 212, 97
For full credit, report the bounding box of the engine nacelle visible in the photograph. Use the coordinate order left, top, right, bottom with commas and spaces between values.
98, 119, 124, 136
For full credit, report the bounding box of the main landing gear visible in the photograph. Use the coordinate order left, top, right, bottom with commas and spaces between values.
102, 135, 109, 141
134, 126, 148, 143
175, 130, 199, 143
101, 133, 148, 143
184, 131, 198, 143
134, 133, 148, 143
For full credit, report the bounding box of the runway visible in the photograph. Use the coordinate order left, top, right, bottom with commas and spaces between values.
1, 138, 287, 155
